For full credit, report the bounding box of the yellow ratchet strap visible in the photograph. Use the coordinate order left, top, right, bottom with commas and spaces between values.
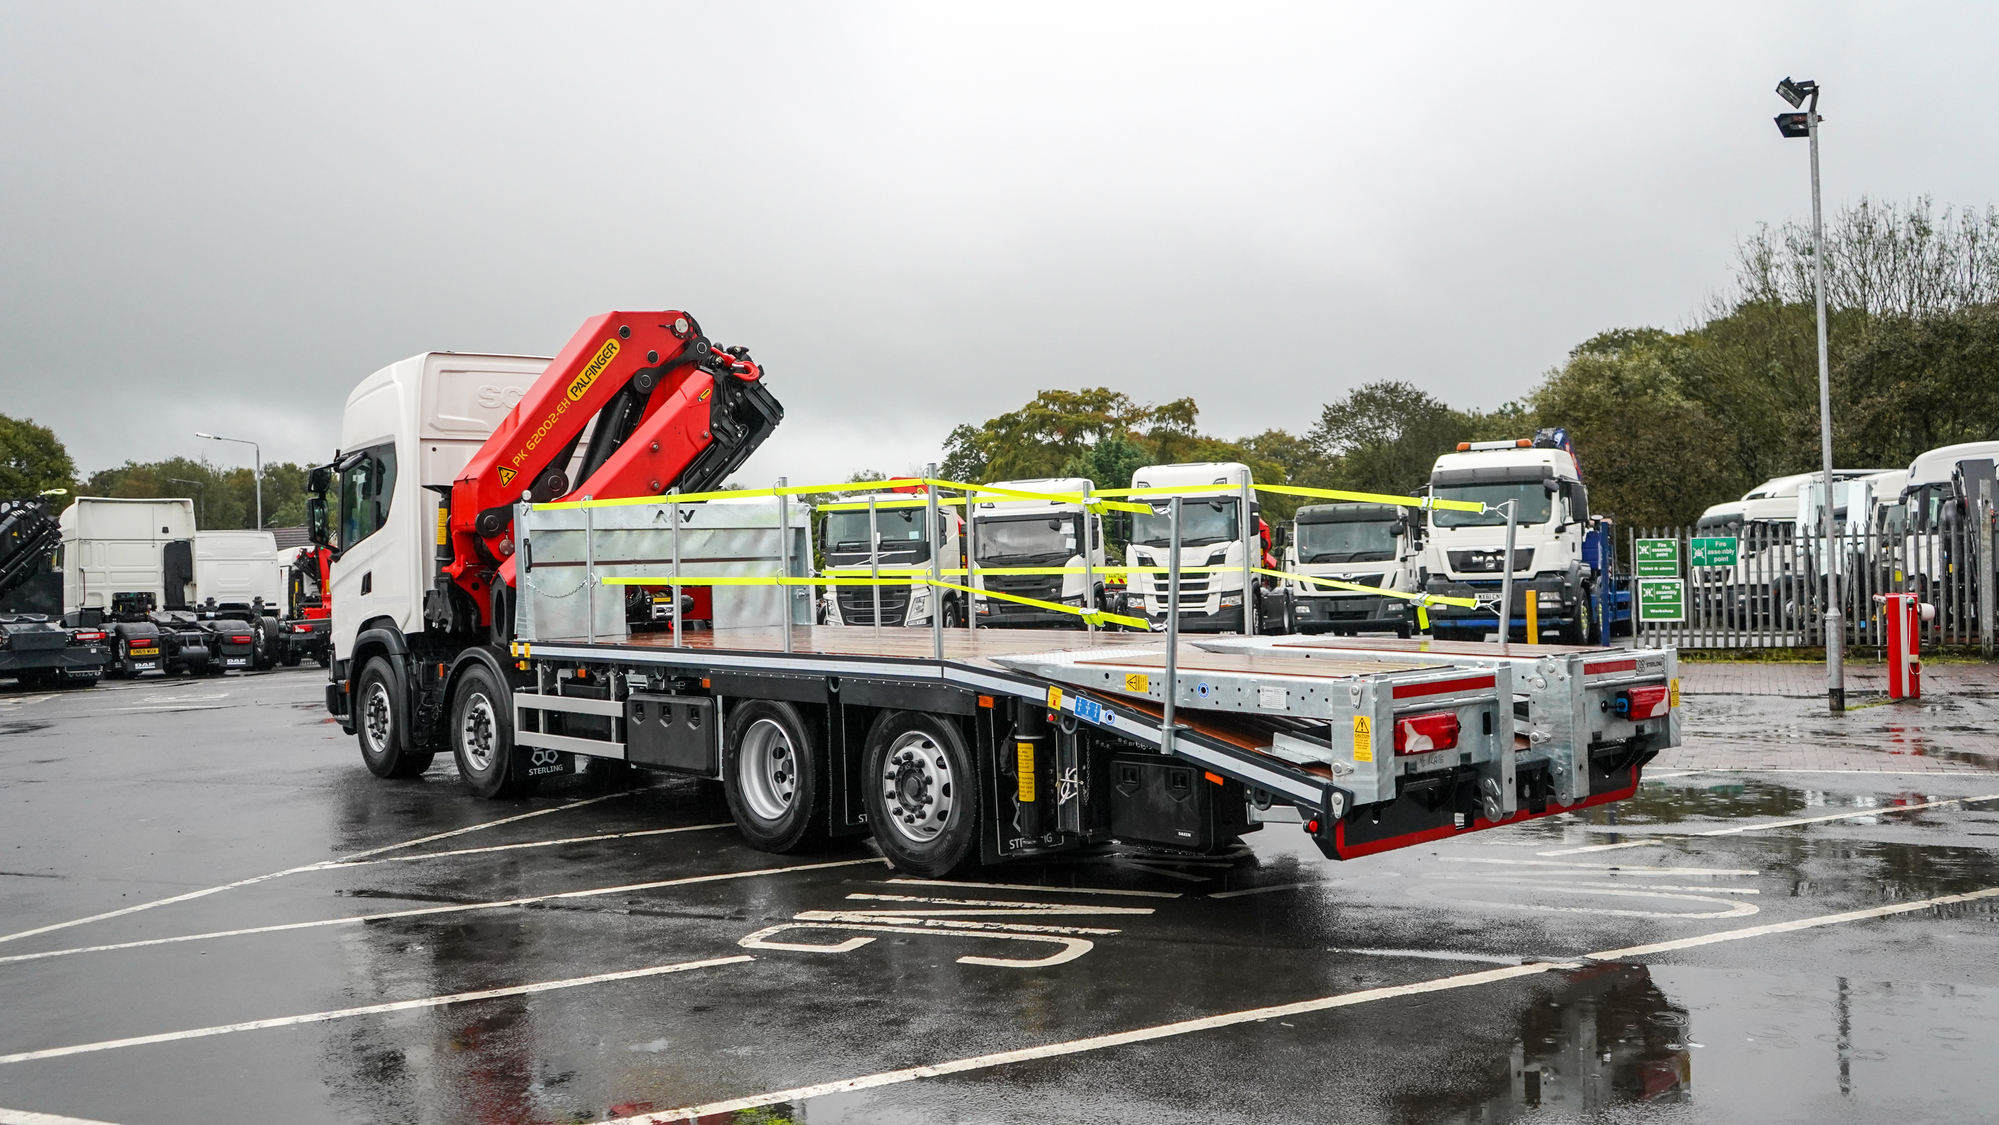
1250, 566, 1478, 609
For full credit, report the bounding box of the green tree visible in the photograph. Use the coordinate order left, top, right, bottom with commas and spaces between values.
0, 414, 77, 510
81, 457, 308, 529
1308, 381, 1476, 498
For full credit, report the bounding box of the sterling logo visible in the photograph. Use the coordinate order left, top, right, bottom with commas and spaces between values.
567, 339, 620, 402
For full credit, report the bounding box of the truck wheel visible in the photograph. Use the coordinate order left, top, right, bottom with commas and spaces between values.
941, 597, 965, 629
280, 648, 302, 668
862, 711, 978, 877
1560, 595, 1591, 646
252, 619, 275, 671
722, 700, 824, 852
356, 658, 433, 779
451, 663, 527, 799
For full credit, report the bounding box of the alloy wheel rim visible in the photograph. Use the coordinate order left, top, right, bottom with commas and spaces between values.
363, 681, 392, 755
881, 730, 952, 844
460, 691, 496, 772
739, 718, 797, 821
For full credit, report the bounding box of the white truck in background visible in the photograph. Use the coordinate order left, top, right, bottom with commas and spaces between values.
1282, 502, 1420, 638
967, 476, 1106, 627
1419, 432, 1614, 644
1121, 461, 1291, 634
1897, 440, 1999, 596
819, 481, 967, 628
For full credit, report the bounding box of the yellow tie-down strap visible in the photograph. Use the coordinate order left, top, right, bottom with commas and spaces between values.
595, 574, 1149, 630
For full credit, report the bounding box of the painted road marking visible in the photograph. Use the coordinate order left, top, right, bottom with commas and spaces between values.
0, 955, 751, 1066
1537, 792, 1999, 855
742, 922, 1101, 968
622, 885, 1999, 1122
881, 878, 1181, 899
1208, 881, 1329, 899
0, 858, 884, 967
1439, 875, 1759, 895
0, 1107, 129, 1125
1436, 858, 1759, 876
1586, 884, 1999, 960
617, 963, 1562, 1121
0, 791, 636, 946
324, 822, 734, 868
1409, 881, 1759, 920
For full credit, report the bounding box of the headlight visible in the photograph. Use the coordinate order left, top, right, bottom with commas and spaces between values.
1220, 594, 1242, 608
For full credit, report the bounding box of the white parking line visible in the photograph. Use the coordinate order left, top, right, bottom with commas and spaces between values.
0, 955, 750, 1066
1437, 858, 1759, 876
1207, 881, 1327, 899
1409, 882, 1758, 920
0, 1107, 129, 1125
1536, 792, 1999, 855
618, 885, 1999, 1122
0, 792, 636, 946
881, 878, 1180, 899
618, 962, 1562, 1121
0, 858, 884, 966
326, 822, 733, 868
1587, 884, 1999, 960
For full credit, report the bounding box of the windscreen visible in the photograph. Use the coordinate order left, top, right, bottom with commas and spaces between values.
1296, 520, 1396, 564
822, 507, 925, 550
1130, 498, 1239, 548
1431, 482, 1551, 528
976, 515, 1076, 561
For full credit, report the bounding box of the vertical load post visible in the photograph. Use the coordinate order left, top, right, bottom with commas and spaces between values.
926, 464, 943, 662
1162, 495, 1182, 756
584, 497, 596, 645
777, 477, 793, 653
669, 486, 682, 649
1081, 482, 1097, 637
1239, 473, 1256, 635
1493, 499, 1517, 644
965, 485, 978, 636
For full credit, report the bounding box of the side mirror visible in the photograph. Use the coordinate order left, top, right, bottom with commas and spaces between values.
1543, 478, 1560, 496
307, 496, 329, 548
307, 465, 332, 494
1390, 520, 1407, 537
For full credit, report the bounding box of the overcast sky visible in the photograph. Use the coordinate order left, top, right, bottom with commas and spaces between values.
4, 2, 1996, 487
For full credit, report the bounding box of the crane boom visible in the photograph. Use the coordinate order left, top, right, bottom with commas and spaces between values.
440, 310, 782, 629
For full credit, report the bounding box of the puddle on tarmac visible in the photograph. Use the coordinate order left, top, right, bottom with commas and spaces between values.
1419, 964, 1999, 1123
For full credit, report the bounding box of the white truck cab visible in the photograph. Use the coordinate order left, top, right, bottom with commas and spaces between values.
319, 351, 553, 660
58, 498, 198, 614
1123, 462, 1287, 634
1420, 433, 1599, 643
191, 531, 281, 609
968, 477, 1105, 627
1283, 503, 1420, 637
819, 483, 966, 627
1898, 440, 1999, 592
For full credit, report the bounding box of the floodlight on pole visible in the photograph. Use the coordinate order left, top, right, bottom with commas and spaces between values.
195, 432, 262, 529
1771, 75, 1842, 714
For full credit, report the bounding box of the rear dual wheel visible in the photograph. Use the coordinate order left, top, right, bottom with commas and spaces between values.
862, 711, 979, 878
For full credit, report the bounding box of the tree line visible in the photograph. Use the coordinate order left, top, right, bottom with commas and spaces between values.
940, 196, 1999, 529
0, 418, 311, 530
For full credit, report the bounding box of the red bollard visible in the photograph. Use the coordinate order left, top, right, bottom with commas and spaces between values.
1875, 592, 1924, 700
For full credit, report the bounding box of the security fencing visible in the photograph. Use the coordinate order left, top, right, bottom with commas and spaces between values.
1626, 522, 1994, 651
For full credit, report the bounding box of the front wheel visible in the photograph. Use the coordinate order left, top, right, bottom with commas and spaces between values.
357, 658, 433, 779
722, 700, 825, 852
862, 711, 979, 877
451, 662, 528, 799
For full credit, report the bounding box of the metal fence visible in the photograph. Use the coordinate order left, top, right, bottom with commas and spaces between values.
1626, 523, 1992, 650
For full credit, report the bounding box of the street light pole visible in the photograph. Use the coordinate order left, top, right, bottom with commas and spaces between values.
1776, 77, 1842, 713
195, 433, 261, 529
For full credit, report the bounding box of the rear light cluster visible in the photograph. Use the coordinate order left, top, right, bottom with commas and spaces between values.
291, 623, 313, 633
1614, 686, 1670, 720
230, 635, 254, 644
1394, 712, 1461, 755
71, 630, 107, 643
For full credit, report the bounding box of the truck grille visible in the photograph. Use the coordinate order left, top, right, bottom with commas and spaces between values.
838, 586, 909, 626
1447, 548, 1533, 574
983, 574, 1063, 603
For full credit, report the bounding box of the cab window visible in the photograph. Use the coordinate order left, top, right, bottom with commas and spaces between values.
336, 443, 397, 551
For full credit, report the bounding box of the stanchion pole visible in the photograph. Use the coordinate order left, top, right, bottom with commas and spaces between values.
1082, 483, 1097, 637
670, 486, 682, 648
777, 478, 792, 654
869, 494, 881, 637
583, 497, 596, 645
1162, 496, 1183, 758
927, 463, 943, 662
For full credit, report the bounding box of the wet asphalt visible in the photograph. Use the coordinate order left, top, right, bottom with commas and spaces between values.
2, 668, 1998, 1124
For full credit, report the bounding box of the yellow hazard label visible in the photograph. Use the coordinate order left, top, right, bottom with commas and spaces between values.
1125, 673, 1150, 694
1352, 715, 1373, 762
1017, 742, 1036, 803
1046, 686, 1063, 710
497, 465, 516, 488
436, 507, 449, 546
1669, 677, 1681, 708
567, 339, 620, 402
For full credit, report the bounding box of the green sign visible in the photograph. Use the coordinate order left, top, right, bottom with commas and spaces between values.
1689, 536, 1739, 567
1634, 538, 1679, 577
1637, 578, 1685, 622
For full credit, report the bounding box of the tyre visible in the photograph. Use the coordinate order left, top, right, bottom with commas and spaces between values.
722, 700, 825, 852
1560, 592, 1591, 646
356, 657, 433, 779
450, 662, 529, 799
315, 652, 331, 669
280, 648, 302, 668
252, 619, 275, 671
941, 596, 965, 628
1395, 623, 1413, 639
862, 711, 979, 877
